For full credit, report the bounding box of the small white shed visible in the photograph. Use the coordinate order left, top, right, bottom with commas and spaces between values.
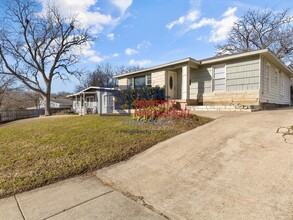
68, 87, 117, 115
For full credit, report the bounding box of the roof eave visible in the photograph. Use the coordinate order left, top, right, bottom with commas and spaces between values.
200, 49, 269, 64
114, 57, 200, 78
262, 50, 293, 76
67, 86, 117, 97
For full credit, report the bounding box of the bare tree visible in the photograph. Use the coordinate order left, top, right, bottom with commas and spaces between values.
217, 8, 293, 64
24, 91, 42, 109
0, 75, 15, 108
0, 0, 91, 115
76, 63, 142, 91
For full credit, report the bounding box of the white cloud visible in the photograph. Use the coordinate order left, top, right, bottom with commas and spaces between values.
113, 53, 120, 57
129, 59, 151, 67
107, 33, 115, 40
137, 40, 151, 49
167, 5, 238, 43
124, 40, 151, 56
89, 55, 104, 63
39, 0, 128, 34
82, 49, 96, 56
166, 10, 200, 29
189, 7, 238, 42
78, 42, 96, 56
111, 0, 132, 14
125, 48, 139, 56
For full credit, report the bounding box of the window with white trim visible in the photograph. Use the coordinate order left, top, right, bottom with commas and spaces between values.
213, 64, 226, 91
146, 75, 151, 87
128, 78, 133, 88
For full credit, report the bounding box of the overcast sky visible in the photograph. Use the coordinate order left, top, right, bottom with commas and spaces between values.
36, 0, 292, 93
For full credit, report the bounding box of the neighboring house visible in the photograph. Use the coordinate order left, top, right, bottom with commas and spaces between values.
68, 87, 117, 115
115, 49, 293, 109
27, 97, 72, 110
39, 97, 72, 109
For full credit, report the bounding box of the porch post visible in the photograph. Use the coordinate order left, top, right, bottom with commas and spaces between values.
79, 94, 82, 115
75, 95, 77, 111
83, 92, 86, 114
182, 66, 190, 100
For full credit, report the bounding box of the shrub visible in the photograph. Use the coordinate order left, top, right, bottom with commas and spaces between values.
132, 100, 191, 123
115, 87, 165, 109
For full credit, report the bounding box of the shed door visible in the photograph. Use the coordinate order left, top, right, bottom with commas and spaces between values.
103, 95, 114, 113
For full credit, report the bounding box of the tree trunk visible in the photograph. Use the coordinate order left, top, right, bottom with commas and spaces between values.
43, 85, 51, 116
42, 94, 51, 116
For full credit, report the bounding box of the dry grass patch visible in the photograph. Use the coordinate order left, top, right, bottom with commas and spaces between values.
0, 114, 212, 198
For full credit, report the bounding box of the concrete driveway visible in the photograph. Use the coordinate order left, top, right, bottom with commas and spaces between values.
96, 109, 293, 219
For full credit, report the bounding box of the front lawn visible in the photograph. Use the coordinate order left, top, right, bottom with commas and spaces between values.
0, 114, 211, 198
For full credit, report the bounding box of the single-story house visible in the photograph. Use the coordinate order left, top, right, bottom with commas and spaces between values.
68, 87, 117, 115
115, 49, 293, 110
27, 97, 72, 110
39, 97, 73, 109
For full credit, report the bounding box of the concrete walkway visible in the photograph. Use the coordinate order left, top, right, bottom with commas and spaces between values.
96, 109, 293, 219
0, 176, 165, 220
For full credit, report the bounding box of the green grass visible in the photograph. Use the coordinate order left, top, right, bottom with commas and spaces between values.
0, 114, 212, 198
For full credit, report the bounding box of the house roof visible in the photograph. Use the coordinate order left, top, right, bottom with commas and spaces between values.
114, 49, 293, 78
114, 57, 200, 78
67, 86, 117, 97
50, 98, 72, 105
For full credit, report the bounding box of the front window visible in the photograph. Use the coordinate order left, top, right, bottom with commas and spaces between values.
146, 75, 152, 87
128, 78, 133, 88
134, 76, 146, 88
213, 64, 226, 91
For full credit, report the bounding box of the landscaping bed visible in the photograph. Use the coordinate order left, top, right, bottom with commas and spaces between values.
0, 114, 212, 198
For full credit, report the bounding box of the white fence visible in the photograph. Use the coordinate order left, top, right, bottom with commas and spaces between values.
0, 109, 45, 122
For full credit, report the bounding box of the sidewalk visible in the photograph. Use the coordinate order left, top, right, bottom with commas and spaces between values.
0, 176, 165, 220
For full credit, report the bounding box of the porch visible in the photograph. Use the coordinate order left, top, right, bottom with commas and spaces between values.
161, 64, 199, 108
68, 87, 117, 115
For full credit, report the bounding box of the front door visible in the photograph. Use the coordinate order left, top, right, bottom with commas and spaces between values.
167, 71, 177, 99
103, 95, 114, 113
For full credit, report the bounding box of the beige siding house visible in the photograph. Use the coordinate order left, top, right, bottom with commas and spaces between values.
115, 49, 293, 110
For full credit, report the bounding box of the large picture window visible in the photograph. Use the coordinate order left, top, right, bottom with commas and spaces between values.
134, 76, 146, 88
213, 65, 226, 91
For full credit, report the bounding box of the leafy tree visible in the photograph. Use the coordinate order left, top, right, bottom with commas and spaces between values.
0, 0, 91, 115
217, 8, 293, 64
